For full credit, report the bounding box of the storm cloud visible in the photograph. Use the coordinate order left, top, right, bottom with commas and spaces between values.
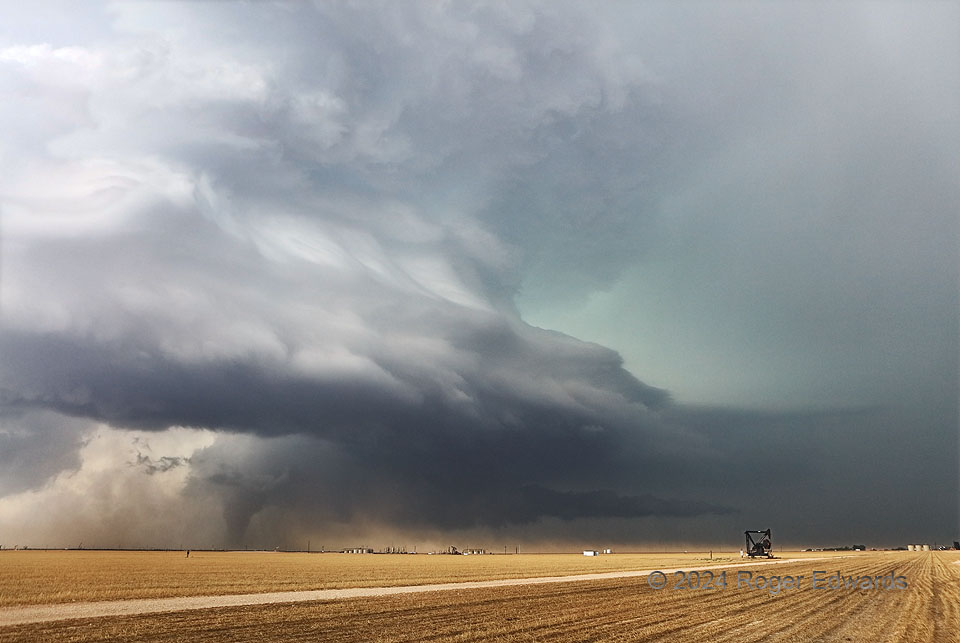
0, 1, 956, 549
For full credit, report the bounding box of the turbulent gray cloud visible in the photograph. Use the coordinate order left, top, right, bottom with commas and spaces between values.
0, 409, 87, 496
134, 453, 189, 476
0, 1, 956, 548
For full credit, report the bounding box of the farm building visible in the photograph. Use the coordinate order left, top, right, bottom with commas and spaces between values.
342, 547, 374, 554
462, 548, 485, 555
583, 550, 599, 556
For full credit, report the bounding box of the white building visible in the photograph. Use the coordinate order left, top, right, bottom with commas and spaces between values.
583, 550, 598, 556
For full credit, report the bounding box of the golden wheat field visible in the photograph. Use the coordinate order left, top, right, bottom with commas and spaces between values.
1, 550, 958, 642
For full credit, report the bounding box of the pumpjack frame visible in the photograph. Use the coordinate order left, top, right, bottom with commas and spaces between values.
745, 529, 773, 558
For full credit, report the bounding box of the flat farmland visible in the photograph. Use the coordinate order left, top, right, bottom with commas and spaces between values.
1, 551, 957, 642
0, 550, 833, 607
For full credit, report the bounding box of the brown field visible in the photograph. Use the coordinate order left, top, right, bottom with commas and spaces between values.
0, 549, 840, 607
1, 550, 957, 642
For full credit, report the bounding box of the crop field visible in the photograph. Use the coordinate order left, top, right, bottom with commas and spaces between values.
1, 550, 957, 642
0, 549, 838, 607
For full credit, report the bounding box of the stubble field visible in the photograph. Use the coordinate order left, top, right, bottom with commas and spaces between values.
0, 549, 813, 607
0, 550, 957, 642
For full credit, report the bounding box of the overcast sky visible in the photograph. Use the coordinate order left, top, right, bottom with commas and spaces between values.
0, 1, 956, 551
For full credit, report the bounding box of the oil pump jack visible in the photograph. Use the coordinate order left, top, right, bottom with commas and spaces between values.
745, 529, 773, 558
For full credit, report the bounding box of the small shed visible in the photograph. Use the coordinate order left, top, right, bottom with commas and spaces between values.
583, 550, 598, 556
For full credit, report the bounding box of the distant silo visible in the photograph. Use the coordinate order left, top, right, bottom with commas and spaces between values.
922, 544, 930, 551
907, 544, 915, 551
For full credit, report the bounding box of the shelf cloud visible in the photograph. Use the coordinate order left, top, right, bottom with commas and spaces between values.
1, 1, 956, 549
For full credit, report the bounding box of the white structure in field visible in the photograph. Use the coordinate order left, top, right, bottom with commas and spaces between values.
907, 544, 930, 551
583, 550, 598, 556
602, 548, 612, 554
